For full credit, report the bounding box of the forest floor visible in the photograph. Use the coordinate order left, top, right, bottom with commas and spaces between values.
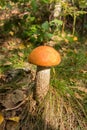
0, 34, 87, 130
0, 5, 87, 130
0, 34, 36, 130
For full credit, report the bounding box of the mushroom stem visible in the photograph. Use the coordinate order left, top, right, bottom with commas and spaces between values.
35, 66, 50, 103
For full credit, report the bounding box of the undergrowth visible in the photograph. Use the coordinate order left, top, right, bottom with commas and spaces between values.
18, 84, 87, 130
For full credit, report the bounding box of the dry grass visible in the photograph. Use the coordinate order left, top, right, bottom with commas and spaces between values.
19, 85, 87, 130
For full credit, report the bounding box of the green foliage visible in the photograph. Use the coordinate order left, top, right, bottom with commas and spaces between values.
74, 0, 87, 8
51, 78, 74, 96
20, 16, 53, 43
55, 49, 87, 81
1, 0, 87, 43
50, 19, 63, 32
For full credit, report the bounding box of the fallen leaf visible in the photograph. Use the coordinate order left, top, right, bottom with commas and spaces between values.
3, 61, 12, 66
5, 121, 18, 130
18, 52, 24, 57
73, 36, 78, 41
0, 113, 4, 125
67, 34, 73, 37
18, 43, 25, 49
0, 74, 5, 79
8, 116, 20, 123
9, 31, 14, 36
76, 87, 87, 93
74, 93, 83, 100
61, 32, 66, 38
74, 49, 78, 53
64, 38, 69, 43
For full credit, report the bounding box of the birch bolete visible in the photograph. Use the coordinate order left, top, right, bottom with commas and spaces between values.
28, 46, 61, 103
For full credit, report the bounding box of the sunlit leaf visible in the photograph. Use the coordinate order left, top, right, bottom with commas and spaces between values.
0, 113, 4, 125
61, 32, 66, 38
76, 87, 87, 93
18, 43, 25, 50
9, 31, 14, 36
64, 38, 69, 43
3, 61, 12, 66
8, 116, 20, 123
18, 52, 24, 57
75, 93, 83, 100
50, 19, 63, 26
73, 36, 78, 41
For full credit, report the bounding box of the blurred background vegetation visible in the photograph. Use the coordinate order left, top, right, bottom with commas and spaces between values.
0, 0, 87, 130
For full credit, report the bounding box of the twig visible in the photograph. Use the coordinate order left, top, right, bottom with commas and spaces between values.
4, 97, 29, 111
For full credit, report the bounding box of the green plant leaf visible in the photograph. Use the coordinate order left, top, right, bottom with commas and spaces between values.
41, 21, 49, 31
45, 32, 53, 39
31, 0, 38, 12
50, 19, 63, 26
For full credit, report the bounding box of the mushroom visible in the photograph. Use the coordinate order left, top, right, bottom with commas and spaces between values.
28, 46, 61, 103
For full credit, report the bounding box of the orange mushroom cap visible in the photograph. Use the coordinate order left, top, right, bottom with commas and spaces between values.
28, 46, 61, 67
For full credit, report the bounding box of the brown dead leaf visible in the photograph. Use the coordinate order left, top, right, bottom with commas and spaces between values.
5, 120, 19, 130
3, 61, 12, 66
18, 52, 24, 57
74, 93, 83, 100
1, 89, 25, 109
0, 120, 5, 130
61, 32, 66, 38
64, 38, 69, 43
76, 87, 87, 93
0, 74, 5, 79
